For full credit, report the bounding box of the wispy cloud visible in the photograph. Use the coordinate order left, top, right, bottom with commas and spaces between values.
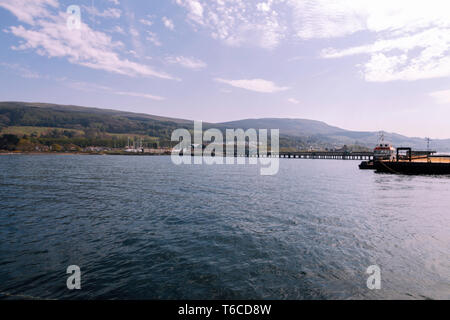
1, 0, 175, 80
83, 6, 121, 19
215, 78, 289, 93
287, 98, 300, 104
175, 0, 450, 82
0, 62, 41, 79
66, 80, 165, 101
162, 16, 175, 30
287, 56, 307, 62
0, 0, 58, 25
114, 91, 165, 101
139, 18, 153, 26
110, 25, 125, 35
312, 0, 450, 82
175, 0, 285, 49
175, 0, 204, 25
430, 89, 450, 104
146, 31, 162, 46
321, 27, 450, 82
166, 56, 206, 69
287, 0, 366, 40
66, 81, 112, 92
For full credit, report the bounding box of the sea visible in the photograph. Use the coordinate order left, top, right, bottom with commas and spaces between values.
0, 155, 448, 299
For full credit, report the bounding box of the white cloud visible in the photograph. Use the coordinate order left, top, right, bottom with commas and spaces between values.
175, 0, 204, 25
257, 2, 272, 12
139, 18, 153, 26
321, 26, 450, 82
176, 0, 286, 49
114, 91, 165, 101
215, 78, 289, 93
287, 98, 300, 104
287, 0, 367, 40
66, 81, 113, 92
129, 27, 139, 37
1, 0, 174, 79
312, 0, 450, 82
0, 62, 41, 79
111, 25, 125, 35
166, 56, 206, 69
67, 81, 165, 101
430, 89, 450, 104
107, 0, 120, 5
287, 0, 450, 39
162, 17, 175, 30
175, 0, 450, 82
146, 31, 162, 46
83, 6, 121, 19
174, 0, 450, 46
359, 52, 450, 82
0, 0, 58, 25
127, 50, 137, 57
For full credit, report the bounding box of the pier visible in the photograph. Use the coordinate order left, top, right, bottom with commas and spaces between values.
231, 151, 374, 160
276, 151, 373, 160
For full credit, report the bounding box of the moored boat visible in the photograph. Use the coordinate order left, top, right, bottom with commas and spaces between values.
359, 133, 396, 170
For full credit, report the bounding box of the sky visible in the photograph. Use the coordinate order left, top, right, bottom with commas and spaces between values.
0, 0, 450, 138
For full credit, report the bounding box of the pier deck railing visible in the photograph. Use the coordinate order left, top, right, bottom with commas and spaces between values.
231, 151, 374, 160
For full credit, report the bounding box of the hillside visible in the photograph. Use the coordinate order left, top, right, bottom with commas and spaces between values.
0, 101, 195, 149
218, 118, 450, 151
219, 118, 347, 136
0, 102, 193, 124
1, 101, 449, 152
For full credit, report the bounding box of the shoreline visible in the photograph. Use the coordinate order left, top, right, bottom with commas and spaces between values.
0, 152, 170, 156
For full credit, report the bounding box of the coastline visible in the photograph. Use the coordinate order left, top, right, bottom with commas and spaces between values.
0, 151, 170, 156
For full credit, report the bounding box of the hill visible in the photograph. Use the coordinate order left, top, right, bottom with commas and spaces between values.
218, 118, 450, 151
1, 101, 449, 152
219, 118, 347, 136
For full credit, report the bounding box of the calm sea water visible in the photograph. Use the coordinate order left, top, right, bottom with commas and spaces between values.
0, 155, 448, 300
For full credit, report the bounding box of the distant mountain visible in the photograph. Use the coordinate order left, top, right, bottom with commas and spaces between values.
218, 118, 347, 136
218, 118, 450, 152
1, 101, 449, 151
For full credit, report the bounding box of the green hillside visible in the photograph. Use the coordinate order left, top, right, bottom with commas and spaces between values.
1, 101, 447, 153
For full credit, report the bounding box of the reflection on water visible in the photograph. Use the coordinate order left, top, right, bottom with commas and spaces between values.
0, 155, 448, 299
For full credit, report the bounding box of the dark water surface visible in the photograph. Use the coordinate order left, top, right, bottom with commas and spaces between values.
0, 155, 448, 299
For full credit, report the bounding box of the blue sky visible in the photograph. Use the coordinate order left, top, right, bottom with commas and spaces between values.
0, 0, 450, 138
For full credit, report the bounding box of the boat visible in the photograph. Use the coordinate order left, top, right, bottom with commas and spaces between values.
373, 142, 396, 161
359, 133, 395, 169
373, 147, 450, 175
358, 133, 449, 174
